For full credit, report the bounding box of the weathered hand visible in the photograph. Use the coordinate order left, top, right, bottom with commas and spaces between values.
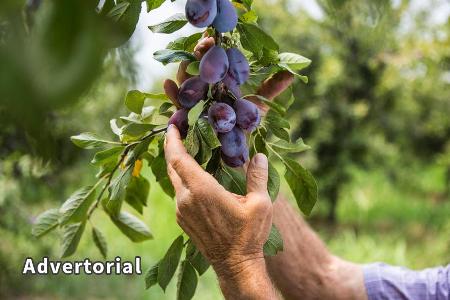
164, 125, 272, 277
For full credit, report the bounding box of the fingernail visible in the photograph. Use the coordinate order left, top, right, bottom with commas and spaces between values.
167, 124, 175, 132
254, 153, 268, 168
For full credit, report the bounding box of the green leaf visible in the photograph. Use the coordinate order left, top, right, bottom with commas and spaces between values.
196, 118, 221, 149
146, 0, 165, 12
186, 61, 200, 75
267, 163, 280, 202
283, 158, 318, 216
91, 147, 124, 166
159, 102, 174, 117
154, 50, 196, 65
148, 13, 188, 34
263, 224, 283, 256
195, 133, 213, 166
177, 260, 198, 300
59, 186, 96, 225
145, 262, 160, 289
277, 63, 309, 83
185, 127, 200, 157
61, 222, 86, 258
71, 133, 118, 149
278, 52, 311, 71
265, 111, 290, 142
239, 10, 258, 24
237, 23, 279, 57
268, 138, 310, 154
121, 123, 157, 140
125, 90, 146, 114
32, 209, 60, 238
106, 1, 130, 21
166, 33, 203, 52
107, 166, 133, 217
188, 101, 205, 126
111, 211, 153, 242
125, 175, 150, 214
158, 235, 184, 291
186, 240, 210, 275
151, 154, 175, 198
215, 166, 246, 195
92, 227, 108, 259
247, 94, 286, 115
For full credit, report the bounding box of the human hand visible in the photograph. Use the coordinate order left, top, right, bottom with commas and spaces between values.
164, 125, 272, 277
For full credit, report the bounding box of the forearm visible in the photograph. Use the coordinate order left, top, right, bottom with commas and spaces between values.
265, 196, 367, 300
215, 257, 280, 300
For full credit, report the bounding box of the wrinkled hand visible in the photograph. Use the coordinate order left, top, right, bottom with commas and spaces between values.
164, 125, 272, 277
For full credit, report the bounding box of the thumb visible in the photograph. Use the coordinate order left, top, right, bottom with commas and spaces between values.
246, 153, 269, 194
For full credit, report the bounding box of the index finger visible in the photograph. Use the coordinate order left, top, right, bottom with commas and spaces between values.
164, 125, 208, 186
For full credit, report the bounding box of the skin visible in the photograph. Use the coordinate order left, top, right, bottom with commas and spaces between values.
164, 37, 368, 300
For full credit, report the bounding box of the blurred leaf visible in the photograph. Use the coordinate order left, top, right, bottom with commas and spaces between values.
278, 52, 311, 70
125, 175, 150, 214
186, 240, 210, 275
106, 1, 130, 21
148, 13, 188, 34
111, 211, 153, 242
283, 158, 317, 216
32, 209, 60, 238
145, 262, 160, 289
59, 186, 97, 225
268, 138, 310, 154
196, 118, 221, 149
239, 10, 258, 24
215, 166, 246, 195
92, 227, 108, 258
146, 0, 165, 12
107, 166, 133, 216
61, 222, 86, 258
177, 260, 198, 300
71, 133, 119, 149
267, 162, 280, 202
188, 101, 205, 126
166, 33, 203, 52
125, 90, 146, 114
158, 235, 184, 291
263, 224, 283, 256
154, 50, 196, 65
186, 61, 200, 75
91, 147, 124, 166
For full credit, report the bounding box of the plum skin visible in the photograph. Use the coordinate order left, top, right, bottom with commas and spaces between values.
168, 108, 189, 138
221, 146, 249, 168
200, 46, 229, 84
218, 126, 247, 157
212, 0, 238, 33
177, 76, 209, 109
208, 103, 236, 133
226, 48, 250, 85
185, 0, 217, 28
234, 99, 261, 132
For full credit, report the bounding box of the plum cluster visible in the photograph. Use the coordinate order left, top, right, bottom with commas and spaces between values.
169, 45, 261, 168
185, 0, 238, 33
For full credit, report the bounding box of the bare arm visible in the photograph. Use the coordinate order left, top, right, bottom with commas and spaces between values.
266, 196, 367, 300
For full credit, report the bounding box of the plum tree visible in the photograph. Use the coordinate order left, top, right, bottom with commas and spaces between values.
185, 0, 217, 28
226, 48, 250, 85
208, 102, 236, 133
218, 126, 246, 157
168, 108, 189, 138
234, 99, 261, 132
178, 76, 209, 109
200, 46, 229, 84
212, 0, 238, 33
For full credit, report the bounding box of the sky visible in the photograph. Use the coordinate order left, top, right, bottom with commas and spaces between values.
130, 0, 450, 90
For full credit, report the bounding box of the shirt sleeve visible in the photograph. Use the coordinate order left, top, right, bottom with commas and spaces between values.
363, 262, 450, 300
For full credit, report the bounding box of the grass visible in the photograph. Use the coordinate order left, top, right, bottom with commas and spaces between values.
2, 162, 449, 299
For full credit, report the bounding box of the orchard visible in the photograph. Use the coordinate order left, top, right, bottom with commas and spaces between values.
31, 0, 315, 297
